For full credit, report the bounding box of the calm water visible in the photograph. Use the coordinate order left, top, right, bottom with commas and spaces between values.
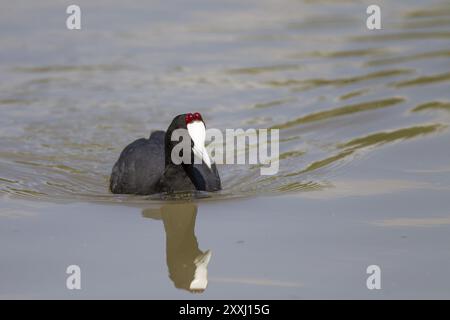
1, 0, 450, 298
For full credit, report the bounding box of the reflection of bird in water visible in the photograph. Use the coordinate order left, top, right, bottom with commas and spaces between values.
142, 203, 211, 293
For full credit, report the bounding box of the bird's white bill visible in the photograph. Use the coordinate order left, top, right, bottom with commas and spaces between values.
187, 120, 212, 168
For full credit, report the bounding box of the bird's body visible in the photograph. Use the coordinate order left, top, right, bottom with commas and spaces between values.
110, 130, 165, 195
109, 113, 221, 195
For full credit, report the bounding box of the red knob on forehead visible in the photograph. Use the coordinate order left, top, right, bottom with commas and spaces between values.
185, 113, 194, 124
193, 112, 202, 121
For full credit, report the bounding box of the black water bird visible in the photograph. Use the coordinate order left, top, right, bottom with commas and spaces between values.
110, 113, 221, 195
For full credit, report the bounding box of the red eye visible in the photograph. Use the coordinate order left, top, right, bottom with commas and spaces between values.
185, 113, 194, 124
193, 112, 202, 121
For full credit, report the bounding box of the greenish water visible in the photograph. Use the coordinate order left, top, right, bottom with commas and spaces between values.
1, 0, 450, 298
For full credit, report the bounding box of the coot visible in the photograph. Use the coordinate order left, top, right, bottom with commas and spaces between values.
110, 113, 221, 195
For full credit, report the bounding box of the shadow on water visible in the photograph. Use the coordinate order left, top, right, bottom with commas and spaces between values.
142, 203, 211, 293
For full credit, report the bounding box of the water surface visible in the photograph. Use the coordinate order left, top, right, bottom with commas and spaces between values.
1, 0, 450, 298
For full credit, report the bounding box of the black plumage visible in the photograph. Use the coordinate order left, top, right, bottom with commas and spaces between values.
109, 114, 221, 195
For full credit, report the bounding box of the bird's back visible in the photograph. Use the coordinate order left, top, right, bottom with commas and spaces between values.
110, 131, 165, 194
